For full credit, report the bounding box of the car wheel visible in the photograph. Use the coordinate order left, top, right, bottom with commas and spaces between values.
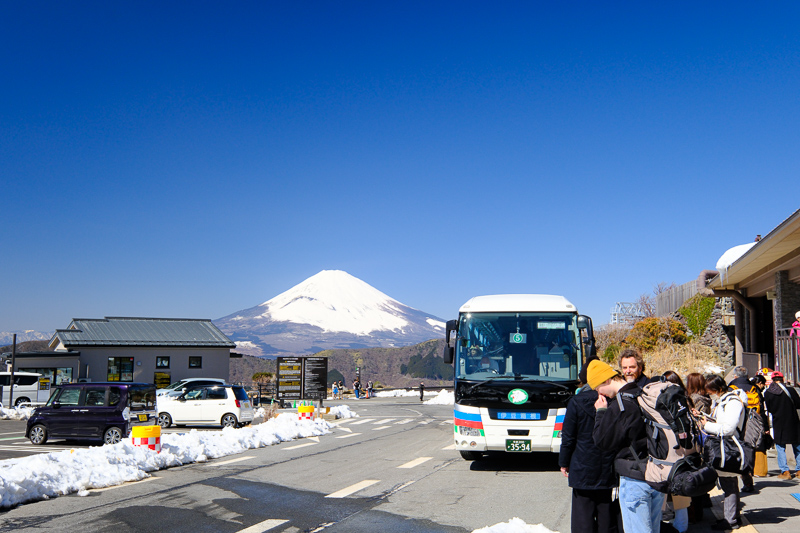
157, 413, 172, 428
459, 450, 483, 461
29, 424, 48, 445
14, 397, 31, 407
103, 426, 124, 445
221, 413, 238, 428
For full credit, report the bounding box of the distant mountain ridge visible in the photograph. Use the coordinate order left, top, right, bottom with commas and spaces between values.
215, 270, 445, 358
0, 330, 51, 346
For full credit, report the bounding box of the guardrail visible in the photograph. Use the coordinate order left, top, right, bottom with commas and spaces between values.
776, 328, 800, 385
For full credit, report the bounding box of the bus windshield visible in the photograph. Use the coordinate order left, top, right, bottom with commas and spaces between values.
455, 312, 580, 381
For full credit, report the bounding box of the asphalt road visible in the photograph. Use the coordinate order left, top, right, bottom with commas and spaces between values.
0, 397, 572, 532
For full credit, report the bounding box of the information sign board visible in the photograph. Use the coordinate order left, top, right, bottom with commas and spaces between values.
277, 356, 328, 401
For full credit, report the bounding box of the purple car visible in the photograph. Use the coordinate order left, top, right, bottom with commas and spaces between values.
26, 382, 157, 445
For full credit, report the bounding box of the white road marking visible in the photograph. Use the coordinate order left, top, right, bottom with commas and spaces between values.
442, 444, 457, 450
236, 518, 290, 533
439, 421, 452, 425
335, 433, 361, 439
372, 418, 395, 424
420, 420, 431, 425
372, 426, 391, 431
394, 419, 413, 425
307, 436, 320, 442
89, 477, 157, 493
325, 479, 380, 498
336, 426, 353, 433
397, 457, 432, 469
213, 456, 256, 466
283, 442, 317, 450
349, 419, 373, 425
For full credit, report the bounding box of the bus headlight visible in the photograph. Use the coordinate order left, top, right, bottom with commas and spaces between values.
470, 441, 477, 447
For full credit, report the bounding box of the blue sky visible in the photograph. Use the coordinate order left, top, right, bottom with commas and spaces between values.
2, 2, 799, 334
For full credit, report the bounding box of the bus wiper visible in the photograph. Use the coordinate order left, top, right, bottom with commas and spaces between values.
466, 378, 502, 394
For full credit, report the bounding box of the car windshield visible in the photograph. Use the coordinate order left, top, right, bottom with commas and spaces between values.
164, 380, 188, 391
455, 312, 580, 381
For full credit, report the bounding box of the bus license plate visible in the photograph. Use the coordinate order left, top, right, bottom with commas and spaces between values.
506, 439, 531, 452
138, 414, 148, 422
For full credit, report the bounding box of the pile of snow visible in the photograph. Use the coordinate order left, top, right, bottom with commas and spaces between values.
472, 518, 558, 533
328, 405, 358, 419
0, 413, 331, 508
424, 390, 454, 405
0, 406, 33, 421
716, 242, 757, 271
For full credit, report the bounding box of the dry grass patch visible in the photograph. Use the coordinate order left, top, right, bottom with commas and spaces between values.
643, 341, 724, 379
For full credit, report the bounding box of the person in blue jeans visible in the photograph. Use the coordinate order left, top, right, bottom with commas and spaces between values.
588, 358, 666, 533
764, 371, 800, 480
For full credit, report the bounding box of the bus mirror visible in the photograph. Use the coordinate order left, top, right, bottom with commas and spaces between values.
443, 320, 457, 364
578, 315, 597, 358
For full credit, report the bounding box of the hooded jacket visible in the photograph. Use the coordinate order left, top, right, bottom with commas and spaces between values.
558, 387, 618, 490
592, 382, 648, 481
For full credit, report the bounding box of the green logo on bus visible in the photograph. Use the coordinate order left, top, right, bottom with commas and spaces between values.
508, 389, 528, 404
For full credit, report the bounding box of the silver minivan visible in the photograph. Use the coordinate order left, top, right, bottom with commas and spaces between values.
0, 371, 43, 407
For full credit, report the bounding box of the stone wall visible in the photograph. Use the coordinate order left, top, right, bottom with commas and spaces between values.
673, 299, 735, 366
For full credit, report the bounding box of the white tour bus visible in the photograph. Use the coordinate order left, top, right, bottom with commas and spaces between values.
443, 294, 596, 460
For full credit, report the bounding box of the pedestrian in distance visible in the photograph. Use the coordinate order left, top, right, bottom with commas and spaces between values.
697, 374, 748, 531
559, 371, 620, 533
749, 374, 772, 479
618, 347, 650, 389
419, 381, 425, 401
763, 370, 800, 480
588, 359, 666, 533
332, 381, 339, 400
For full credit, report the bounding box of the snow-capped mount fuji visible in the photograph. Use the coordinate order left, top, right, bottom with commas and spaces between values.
215, 270, 446, 358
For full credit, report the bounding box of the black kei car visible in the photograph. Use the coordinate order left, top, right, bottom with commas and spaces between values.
26, 382, 157, 445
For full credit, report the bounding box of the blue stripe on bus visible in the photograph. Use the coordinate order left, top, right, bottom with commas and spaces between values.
454, 410, 482, 422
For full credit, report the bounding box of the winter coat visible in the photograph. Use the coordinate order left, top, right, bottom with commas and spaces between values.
558, 387, 618, 490
592, 382, 648, 481
704, 388, 748, 478
764, 383, 800, 445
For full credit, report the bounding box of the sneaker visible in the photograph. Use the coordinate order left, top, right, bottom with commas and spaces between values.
777, 471, 792, 480
711, 519, 739, 531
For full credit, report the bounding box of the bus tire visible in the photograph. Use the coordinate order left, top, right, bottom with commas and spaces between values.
459, 450, 483, 461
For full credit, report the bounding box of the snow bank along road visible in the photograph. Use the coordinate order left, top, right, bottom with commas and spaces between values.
0, 397, 569, 533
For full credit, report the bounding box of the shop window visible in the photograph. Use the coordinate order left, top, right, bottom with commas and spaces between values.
156, 357, 170, 369
107, 357, 134, 382
189, 357, 202, 369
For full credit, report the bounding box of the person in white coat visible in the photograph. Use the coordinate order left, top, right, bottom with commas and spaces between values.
697, 374, 748, 531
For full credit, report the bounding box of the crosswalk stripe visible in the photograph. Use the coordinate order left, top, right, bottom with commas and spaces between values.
349, 419, 373, 425
394, 419, 413, 425
283, 442, 317, 451
372, 418, 395, 424
442, 444, 457, 450
372, 426, 391, 431
325, 479, 380, 498
213, 456, 255, 466
236, 518, 290, 533
335, 433, 361, 439
397, 457, 432, 469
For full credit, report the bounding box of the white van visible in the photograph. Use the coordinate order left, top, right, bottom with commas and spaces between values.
0, 371, 44, 407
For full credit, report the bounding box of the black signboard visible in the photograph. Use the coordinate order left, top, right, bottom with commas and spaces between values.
277, 356, 328, 401
302, 357, 328, 400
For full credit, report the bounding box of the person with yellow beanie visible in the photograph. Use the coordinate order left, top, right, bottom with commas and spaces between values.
588, 356, 666, 533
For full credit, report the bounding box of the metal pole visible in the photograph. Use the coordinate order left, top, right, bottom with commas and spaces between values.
9, 334, 16, 407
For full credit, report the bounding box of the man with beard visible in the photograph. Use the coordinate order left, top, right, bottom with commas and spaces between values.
618, 348, 650, 388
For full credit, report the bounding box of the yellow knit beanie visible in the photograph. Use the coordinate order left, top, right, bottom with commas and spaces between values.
587, 359, 619, 390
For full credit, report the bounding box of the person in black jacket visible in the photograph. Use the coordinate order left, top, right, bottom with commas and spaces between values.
763, 371, 800, 480
588, 359, 666, 533
559, 381, 620, 533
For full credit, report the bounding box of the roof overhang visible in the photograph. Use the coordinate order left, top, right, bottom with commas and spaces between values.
707, 209, 800, 297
